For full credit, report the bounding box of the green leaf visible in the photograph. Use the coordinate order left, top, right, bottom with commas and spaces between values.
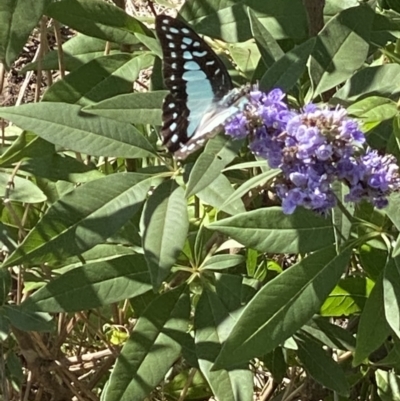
353, 203, 388, 251
163, 370, 211, 400
384, 0, 400, 12
383, 256, 400, 338
245, 248, 258, 278
387, 192, 400, 233
3, 305, 53, 332
208, 207, 335, 254
0, 222, 16, 256
215, 273, 255, 312
333, 181, 354, 239
56, 244, 136, 271
21, 255, 151, 313
141, 180, 189, 288
262, 348, 287, 382
214, 246, 351, 368
45, 0, 152, 45
43, 53, 155, 106
3, 173, 160, 267
354, 273, 390, 366
201, 254, 245, 271
0, 103, 156, 158
223, 160, 270, 171
180, 0, 308, 43
185, 135, 242, 197
135, 33, 162, 58
0, 172, 47, 203
390, 116, 400, 167
347, 96, 398, 123
229, 40, 260, 80
196, 173, 246, 216
302, 317, 356, 351
181, 336, 200, 370
374, 338, 400, 369
320, 277, 374, 317
248, 9, 284, 68
260, 37, 316, 93
324, 0, 360, 16
296, 333, 350, 396
107, 212, 143, 248
22, 34, 126, 72
393, 238, 400, 260
84, 91, 167, 125
104, 285, 190, 401
219, 169, 280, 213
0, 268, 11, 305
359, 245, 387, 281
195, 287, 253, 401
370, 12, 400, 49
20, 154, 104, 183
0, 132, 54, 167
0, 310, 10, 341
309, 5, 374, 97
332, 183, 354, 249
129, 290, 158, 319
5, 351, 24, 391
365, 119, 395, 155
0, 0, 47, 69
376, 369, 400, 401
333, 64, 400, 104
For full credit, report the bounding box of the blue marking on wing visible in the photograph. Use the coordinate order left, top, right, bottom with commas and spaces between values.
184, 71, 215, 138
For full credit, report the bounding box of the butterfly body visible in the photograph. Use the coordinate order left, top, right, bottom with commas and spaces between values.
156, 15, 248, 159
174, 86, 250, 158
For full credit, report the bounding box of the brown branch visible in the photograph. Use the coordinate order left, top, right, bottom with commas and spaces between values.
302, 0, 325, 37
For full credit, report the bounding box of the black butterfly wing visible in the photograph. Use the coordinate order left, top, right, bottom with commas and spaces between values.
155, 15, 233, 156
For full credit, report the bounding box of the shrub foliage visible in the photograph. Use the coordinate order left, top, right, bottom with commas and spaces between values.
1, 0, 400, 400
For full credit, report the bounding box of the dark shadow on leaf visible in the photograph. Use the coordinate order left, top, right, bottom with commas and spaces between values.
21, 254, 152, 313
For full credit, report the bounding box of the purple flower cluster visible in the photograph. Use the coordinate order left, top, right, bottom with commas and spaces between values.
224, 87, 400, 214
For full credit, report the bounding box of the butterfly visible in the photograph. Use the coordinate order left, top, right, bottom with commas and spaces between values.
155, 15, 249, 159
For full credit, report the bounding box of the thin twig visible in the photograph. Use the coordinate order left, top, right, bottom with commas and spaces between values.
259, 378, 277, 401
53, 20, 65, 79
0, 62, 5, 94
148, 0, 157, 17
281, 368, 297, 401
15, 33, 42, 106
104, 41, 111, 56
3, 162, 25, 235
33, 386, 43, 401
35, 17, 47, 102
54, 360, 99, 401
15, 71, 33, 106
337, 350, 353, 363
67, 349, 113, 365
17, 267, 22, 305
283, 382, 305, 401
86, 355, 116, 390
1, 118, 5, 147
20, 203, 31, 237
22, 370, 33, 401
177, 368, 197, 401
0, 345, 10, 401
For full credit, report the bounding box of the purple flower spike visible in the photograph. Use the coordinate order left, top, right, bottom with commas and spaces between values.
343, 150, 400, 208
315, 144, 333, 161
225, 113, 248, 139
223, 84, 400, 214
